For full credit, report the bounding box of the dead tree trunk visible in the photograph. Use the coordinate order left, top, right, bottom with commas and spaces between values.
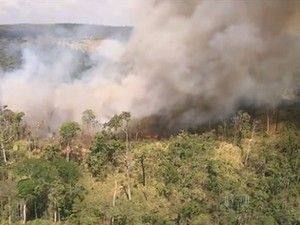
123, 125, 132, 201
8, 196, 12, 224
111, 179, 118, 225
34, 202, 38, 219
126, 172, 132, 201
58, 211, 61, 222
141, 155, 146, 187
223, 120, 228, 138
54, 206, 57, 223
112, 179, 118, 207
275, 108, 279, 132
244, 121, 257, 166
176, 213, 181, 225
22, 203, 27, 224
135, 131, 141, 141
266, 110, 270, 134
66, 145, 70, 162
1, 143, 7, 164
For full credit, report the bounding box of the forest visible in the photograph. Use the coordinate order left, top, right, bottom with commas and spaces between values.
0, 104, 299, 225
0, 1, 299, 224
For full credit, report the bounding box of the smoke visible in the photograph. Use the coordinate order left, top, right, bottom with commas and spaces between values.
124, 0, 300, 126
0, 0, 299, 130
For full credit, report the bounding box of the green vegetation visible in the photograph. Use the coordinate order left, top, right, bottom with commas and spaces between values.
0, 106, 299, 225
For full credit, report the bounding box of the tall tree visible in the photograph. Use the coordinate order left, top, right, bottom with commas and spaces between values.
105, 112, 132, 200
59, 122, 81, 161
81, 109, 98, 135
0, 106, 25, 164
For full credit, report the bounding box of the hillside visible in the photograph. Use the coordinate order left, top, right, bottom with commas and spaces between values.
0, 106, 299, 225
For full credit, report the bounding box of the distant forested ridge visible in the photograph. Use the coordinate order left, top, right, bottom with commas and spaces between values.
0, 24, 133, 71
0, 24, 133, 40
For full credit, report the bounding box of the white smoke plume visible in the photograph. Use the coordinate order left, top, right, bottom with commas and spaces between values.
0, 0, 299, 130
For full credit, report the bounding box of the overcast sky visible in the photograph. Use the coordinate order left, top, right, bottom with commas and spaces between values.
0, 0, 136, 25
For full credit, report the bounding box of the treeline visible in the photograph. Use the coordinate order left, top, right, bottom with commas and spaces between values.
0, 105, 299, 225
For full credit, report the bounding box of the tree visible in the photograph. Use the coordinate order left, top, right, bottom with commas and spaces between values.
0, 106, 25, 164
15, 159, 58, 224
0, 177, 18, 224
81, 109, 98, 136
87, 134, 124, 178
104, 112, 132, 201
49, 159, 82, 223
14, 158, 83, 223
59, 121, 81, 161
42, 144, 61, 161
232, 111, 251, 146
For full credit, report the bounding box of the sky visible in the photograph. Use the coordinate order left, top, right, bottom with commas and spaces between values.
0, 0, 136, 25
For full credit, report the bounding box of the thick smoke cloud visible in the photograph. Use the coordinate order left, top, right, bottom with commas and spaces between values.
0, 0, 299, 130
124, 0, 300, 126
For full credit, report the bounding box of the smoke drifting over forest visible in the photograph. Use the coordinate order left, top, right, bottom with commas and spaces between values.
0, 0, 299, 130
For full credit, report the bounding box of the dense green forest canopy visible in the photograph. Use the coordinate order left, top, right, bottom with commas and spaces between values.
0, 104, 299, 225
